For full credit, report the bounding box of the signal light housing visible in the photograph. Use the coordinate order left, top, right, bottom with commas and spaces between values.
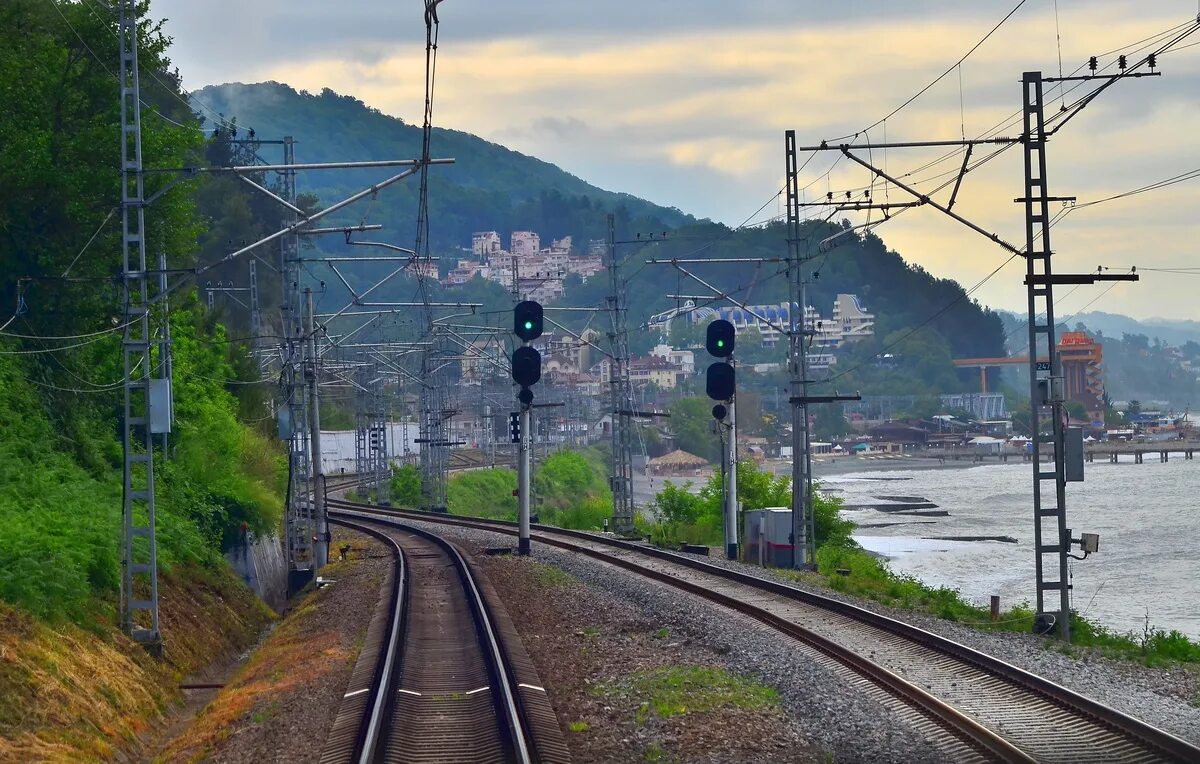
706, 361, 735, 401
706, 319, 735, 358
511, 345, 541, 388
514, 300, 544, 341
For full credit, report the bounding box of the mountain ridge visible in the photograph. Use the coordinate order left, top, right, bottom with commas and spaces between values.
190, 81, 695, 249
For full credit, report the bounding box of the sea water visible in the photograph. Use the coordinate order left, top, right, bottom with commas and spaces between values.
823, 459, 1199, 639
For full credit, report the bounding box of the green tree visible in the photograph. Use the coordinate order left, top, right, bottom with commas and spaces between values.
813, 405, 849, 440
390, 464, 421, 506
649, 481, 703, 542
669, 397, 721, 462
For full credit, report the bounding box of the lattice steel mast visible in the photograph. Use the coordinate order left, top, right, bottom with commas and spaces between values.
117, 0, 161, 647
605, 214, 636, 535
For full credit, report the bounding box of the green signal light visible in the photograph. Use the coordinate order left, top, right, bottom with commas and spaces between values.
524, 321, 534, 330
716, 339, 725, 347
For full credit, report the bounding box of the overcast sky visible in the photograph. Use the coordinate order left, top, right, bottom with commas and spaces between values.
153, 0, 1200, 321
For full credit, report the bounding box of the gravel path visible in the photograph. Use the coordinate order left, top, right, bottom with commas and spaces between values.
157, 529, 389, 763
397, 518, 969, 763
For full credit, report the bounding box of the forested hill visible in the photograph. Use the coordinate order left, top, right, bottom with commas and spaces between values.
194, 85, 1005, 393
192, 82, 695, 249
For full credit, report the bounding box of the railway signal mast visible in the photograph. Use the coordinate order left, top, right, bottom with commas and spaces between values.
512, 300, 544, 555
705, 319, 738, 559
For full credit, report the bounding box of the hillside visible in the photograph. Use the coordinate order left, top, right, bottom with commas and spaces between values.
192, 82, 1006, 398
192, 82, 695, 250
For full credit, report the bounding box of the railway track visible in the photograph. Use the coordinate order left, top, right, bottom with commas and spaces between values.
318, 514, 569, 763
327, 497, 1200, 764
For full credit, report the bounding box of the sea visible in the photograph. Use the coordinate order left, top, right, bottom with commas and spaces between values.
823, 459, 1200, 640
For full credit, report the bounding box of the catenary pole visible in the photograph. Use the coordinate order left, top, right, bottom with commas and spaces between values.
305, 288, 328, 569
725, 377, 739, 560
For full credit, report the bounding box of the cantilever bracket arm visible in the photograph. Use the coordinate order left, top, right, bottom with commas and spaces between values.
662, 263, 790, 335
543, 315, 615, 361
840, 148, 1023, 256
947, 145, 973, 210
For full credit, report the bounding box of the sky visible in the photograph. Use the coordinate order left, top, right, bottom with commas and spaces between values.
152, 0, 1200, 321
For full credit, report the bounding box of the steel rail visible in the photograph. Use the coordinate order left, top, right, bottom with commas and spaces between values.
319, 517, 406, 764
334, 511, 533, 763
405, 521, 533, 764
329, 499, 1200, 764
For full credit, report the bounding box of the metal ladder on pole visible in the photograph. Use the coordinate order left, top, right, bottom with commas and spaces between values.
1022, 71, 1072, 641
118, 0, 160, 648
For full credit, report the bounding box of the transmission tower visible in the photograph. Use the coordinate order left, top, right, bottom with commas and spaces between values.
605, 214, 637, 535
117, 0, 161, 648
278, 136, 318, 577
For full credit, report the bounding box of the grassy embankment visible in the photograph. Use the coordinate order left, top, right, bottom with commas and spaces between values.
0, 309, 286, 760
379, 448, 613, 531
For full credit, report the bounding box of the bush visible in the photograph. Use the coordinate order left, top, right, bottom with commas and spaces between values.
390, 464, 421, 507
0, 306, 285, 623
447, 468, 517, 520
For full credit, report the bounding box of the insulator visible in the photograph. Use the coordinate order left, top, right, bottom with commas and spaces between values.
1118, 55, 1127, 70
1147, 53, 1157, 69
1088, 56, 1098, 72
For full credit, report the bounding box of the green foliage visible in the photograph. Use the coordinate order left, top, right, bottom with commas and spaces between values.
533, 451, 608, 510
445, 450, 613, 530
0, 3, 285, 623
595, 665, 778, 724
389, 464, 422, 507
447, 468, 518, 521
669, 397, 721, 462
648, 461, 853, 549
813, 544, 1200, 665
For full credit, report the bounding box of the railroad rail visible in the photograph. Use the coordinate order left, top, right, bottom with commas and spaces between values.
328, 497, 1200, 764
318, 514, 569, 763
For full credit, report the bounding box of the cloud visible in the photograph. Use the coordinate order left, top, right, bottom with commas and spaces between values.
154, 0, 1200, 319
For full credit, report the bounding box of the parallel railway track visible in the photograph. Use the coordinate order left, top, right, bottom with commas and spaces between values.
318, 513, 569, 763
328, 497, 1200, 764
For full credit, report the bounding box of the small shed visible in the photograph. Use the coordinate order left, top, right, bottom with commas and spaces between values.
648, 449, 709, 475
969, 436, 1004, 454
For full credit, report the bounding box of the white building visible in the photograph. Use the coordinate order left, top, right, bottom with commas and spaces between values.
649, 343, 695, 375
472, 231, 502, 258
653, 295, 874, 351
511, 231, 540, 257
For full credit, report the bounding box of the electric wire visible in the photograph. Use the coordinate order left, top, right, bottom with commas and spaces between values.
822, 0, 1029, 143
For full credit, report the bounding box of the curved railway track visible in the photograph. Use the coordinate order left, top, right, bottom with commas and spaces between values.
327, 497, 1200, 764
318, 515, 569, 764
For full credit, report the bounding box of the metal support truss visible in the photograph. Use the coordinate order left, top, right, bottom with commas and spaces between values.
605, 214, 636, 535
1022, 71, 1072, 641
117, 0, 160, 649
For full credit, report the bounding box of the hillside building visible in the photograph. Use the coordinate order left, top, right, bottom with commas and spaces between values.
446, 230, 603, 299
649, 294, 875, 357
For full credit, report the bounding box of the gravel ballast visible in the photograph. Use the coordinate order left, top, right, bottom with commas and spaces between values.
686, 545, 1200, 745
393, 518, 976, 763
383, 515, 1200, 757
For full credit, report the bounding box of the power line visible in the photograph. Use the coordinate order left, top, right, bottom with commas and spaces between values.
823, 0, 1029, 143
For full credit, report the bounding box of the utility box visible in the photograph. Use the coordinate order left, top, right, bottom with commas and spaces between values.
149, 378, 173, 434
1064, 426, 1084, 482
743, 508, 794, 568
